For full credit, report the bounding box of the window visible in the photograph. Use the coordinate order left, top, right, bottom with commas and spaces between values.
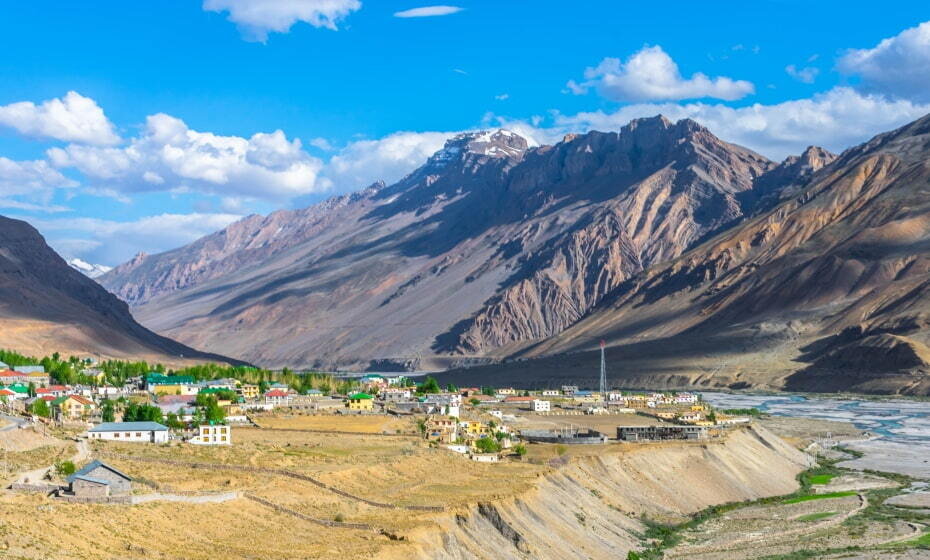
124, 432, 130, 437
136, 433, 142, 437
114, 433, 119, 438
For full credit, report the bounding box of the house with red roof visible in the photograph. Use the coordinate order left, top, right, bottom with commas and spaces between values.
264, 389, 291, 407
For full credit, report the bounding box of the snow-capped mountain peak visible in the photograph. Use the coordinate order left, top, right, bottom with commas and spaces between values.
67, 258, 112, 279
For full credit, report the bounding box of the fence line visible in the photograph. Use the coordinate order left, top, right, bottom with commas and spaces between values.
97, 451, 443, 512
244, 493, 375, 531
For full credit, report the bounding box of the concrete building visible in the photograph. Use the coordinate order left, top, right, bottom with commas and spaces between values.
532, 399, 551, 412
66, 460, 132, 497
616, 425, 708, 441
520, 428, 608, 444
189, 424, 231, 445
88, 421, 170, 443
264, 389, 292, 407
541, 390, 560, 397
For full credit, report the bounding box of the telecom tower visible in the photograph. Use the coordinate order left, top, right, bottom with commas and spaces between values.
599, 340, 607, 400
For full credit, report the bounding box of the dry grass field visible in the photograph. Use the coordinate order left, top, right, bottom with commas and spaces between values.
254, 413, 415, 434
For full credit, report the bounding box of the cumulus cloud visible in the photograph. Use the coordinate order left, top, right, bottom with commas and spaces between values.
785, 64, 819, 84
394, 5, 463, 18
320, 130, 454, 191
568, 46, 755, 102
203, 0, 361, 41
495, 87, 930, 161
0, 91, 120, 146
28, 213, 244, 265
47, 113, 325, 201
0, 157, 77, 212
838, 20, 930, 102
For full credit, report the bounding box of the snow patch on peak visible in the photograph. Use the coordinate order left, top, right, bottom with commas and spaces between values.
68, 258, 112, 278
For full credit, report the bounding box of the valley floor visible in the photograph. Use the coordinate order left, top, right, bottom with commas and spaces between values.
0, 414, 925, 559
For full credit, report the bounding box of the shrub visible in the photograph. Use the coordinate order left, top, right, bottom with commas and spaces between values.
55, 460, 76, 476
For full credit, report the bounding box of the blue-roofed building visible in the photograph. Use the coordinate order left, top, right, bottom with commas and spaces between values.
66, 460, 132, 497
88, 421, 169, 443
13, 365, 44, 374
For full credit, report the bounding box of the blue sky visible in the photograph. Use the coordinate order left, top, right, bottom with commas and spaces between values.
1, 1, 930, 266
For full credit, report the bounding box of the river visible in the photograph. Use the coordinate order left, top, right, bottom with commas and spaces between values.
701, 392, 930, 479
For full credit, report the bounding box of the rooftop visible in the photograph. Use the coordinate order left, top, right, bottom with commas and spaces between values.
89, 421, 168, 432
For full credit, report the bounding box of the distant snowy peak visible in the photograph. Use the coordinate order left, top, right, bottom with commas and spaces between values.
428, 129, 530, 168
67, 258, 112, 279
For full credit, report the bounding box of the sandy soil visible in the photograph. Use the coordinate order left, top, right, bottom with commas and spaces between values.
255, 414, 415, 434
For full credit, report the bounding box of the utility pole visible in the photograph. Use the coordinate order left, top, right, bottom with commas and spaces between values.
599, 340, 607, 401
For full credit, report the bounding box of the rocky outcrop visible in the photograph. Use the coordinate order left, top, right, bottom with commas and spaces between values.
0, 215, 238, 364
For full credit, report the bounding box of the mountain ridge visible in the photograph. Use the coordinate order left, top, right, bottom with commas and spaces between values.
100, 116, 825, 370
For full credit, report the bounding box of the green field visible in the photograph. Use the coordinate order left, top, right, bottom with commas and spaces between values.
783, 491, 857, 504
808, 474, 835, 485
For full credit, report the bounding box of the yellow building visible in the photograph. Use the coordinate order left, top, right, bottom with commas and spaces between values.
460, 421, 490, 436
239, 384, 259, 400
346, 393, 374, 411
52, 395, 95, 420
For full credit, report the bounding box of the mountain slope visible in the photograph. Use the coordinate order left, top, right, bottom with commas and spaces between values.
0, 215, 238, 365
102, 118, 814, 369
501, 114, 930, 395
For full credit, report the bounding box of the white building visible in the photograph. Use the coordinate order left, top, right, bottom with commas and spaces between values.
87, 422, 169, 443
532, 399, 551, 412
541, 390, 560, 397
488, 410, 503, 420
469, 453, 500, 463
189, 424, 231, 445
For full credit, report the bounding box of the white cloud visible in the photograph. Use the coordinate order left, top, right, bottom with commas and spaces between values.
0, 157, 77, 212
26, 213, 244, 265
0, 91, 120, 146
394, 5, 463, 18
309, 137, 333, 150
203, 0, 361, 41
495, 87, 930, 161
568, 45, 755, 102
48, 113, 325, 202
785, 64, 820, 84
321, 131, 455, 191
495, 93, 510, 101
838, 20, 930, 102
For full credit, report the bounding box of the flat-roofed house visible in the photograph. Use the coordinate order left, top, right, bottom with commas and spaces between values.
189, 424, 231, 445
88, 421, 169, 443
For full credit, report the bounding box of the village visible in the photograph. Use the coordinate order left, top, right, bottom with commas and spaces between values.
0, 351, 758, 506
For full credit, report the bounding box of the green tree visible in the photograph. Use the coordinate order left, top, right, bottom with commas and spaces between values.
165, 413, 185, 429
417, 376, 440, 394
30, 398, 50, 418
100, 399, 115, 422
513, 443, 527, 457
481, 386, 495, 396
626, 552, 641, 560
469, 398, 481, 406
55, 460, 76, 476
446, 383, 458, 393
474, 437, 502, 453
27, 382, 36, 398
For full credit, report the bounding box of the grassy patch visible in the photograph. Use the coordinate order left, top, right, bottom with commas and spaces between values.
807, 474, 835, 485
783, 491, 856, 504
795, 511, 837, 522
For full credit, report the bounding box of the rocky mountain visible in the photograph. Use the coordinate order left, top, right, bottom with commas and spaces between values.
101, 118, 820, 370
487, 114, 930, 395
0, 215, 238, 365
67, 258, 112, 279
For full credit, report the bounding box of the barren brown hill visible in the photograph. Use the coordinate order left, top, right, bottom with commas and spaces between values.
101, 118, 815, 369
469, 114, 930, 395
0, 215, 238, 366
